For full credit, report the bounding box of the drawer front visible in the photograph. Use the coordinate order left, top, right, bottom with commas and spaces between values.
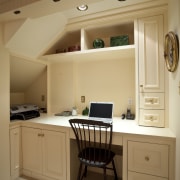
139, 109, 165, 127
128, 171, 168, 180
140, 93, 164, 109
128, 141, 169, 178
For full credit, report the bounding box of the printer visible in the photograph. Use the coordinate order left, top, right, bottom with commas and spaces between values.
10, 104, 40, 120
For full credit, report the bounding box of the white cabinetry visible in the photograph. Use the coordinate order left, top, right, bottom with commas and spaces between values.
137, 14, 166, 127
128, 141, 169, 180
22, 126, 66, 180
10, 127, 21, 180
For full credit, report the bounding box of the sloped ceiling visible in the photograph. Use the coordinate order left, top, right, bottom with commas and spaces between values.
6, 12, 67, 59
10, 56, 46, 92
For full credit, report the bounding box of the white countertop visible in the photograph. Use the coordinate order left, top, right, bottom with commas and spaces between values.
10, 114, 176, 140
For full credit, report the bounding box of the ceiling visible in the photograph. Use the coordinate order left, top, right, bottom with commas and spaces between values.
0, 0, 154, 22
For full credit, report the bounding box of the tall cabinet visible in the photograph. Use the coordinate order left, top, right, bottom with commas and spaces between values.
137, 13, 166, 127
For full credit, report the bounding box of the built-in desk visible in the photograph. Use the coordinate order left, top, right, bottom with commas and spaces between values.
10, 115, 176, 180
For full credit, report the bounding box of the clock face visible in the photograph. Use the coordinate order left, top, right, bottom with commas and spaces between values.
164, 31, 179, 72
167, 38, 173, 65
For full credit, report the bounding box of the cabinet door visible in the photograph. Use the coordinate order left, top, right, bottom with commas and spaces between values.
42, 129, 66, 180
22, 127, 42, 174
138, 15, 164, 93
10, 127, 21, 179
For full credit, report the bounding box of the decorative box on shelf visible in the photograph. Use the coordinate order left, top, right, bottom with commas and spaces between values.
110, 35, 129, 47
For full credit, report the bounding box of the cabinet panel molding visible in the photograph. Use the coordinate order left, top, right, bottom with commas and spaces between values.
128, 141, 169, 177
138, 15, 164, 93
42, 130, 66, 180
10, 127, 21, 179
139, 109, 165, 127
128, 171, 168, 180
140, 93, 164, 109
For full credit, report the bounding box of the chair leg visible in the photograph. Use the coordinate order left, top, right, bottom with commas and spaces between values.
112, 159, 118, 180
83, 165, 87, 177
77, 162, 83, 180
103, 167, 107, 180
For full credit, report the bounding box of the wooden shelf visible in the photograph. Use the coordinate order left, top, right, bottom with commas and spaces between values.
40, 45, 135, 63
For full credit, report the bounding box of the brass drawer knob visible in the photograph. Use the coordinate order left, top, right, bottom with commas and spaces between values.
145, 156, 150, 161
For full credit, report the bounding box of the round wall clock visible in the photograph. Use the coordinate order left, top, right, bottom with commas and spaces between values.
164, 31, 179, 72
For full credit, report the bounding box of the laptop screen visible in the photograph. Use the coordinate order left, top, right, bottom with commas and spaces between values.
89, 102, 113, 119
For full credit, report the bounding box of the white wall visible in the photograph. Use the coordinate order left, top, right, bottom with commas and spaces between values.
49, 57, 135, 116
0, 24, 10, 179
168, 0, 180, 179
25, 69, 47, 108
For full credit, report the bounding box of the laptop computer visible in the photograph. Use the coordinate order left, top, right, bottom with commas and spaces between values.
88, 102, 113, 124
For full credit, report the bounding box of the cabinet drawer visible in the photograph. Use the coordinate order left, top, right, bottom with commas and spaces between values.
140, 93, 164, 109
128, 141, 169, 178
128, 171, 168, 180
139, 109, 165, 127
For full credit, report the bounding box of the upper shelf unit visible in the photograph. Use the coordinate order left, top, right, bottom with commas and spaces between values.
41, 21, 135, 62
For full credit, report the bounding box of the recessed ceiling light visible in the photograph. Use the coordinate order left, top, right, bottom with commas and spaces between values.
53, 0, 60, 2
118, 0, 126, 1
77, 5, 88, 11
14, 10, 21, 15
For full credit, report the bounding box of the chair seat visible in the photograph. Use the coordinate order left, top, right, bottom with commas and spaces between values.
79, 147, 115, 168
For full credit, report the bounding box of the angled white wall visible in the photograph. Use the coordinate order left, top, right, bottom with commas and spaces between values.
6, 12, 67, 59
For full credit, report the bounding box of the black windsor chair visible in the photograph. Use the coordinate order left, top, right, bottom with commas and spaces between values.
69, 118, 118, 180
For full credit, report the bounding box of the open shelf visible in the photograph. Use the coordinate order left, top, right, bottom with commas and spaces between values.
41, 21, 135, 63
82, 22, 134, 50
40, 44, 135, 63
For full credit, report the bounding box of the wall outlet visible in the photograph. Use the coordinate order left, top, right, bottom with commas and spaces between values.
81, 96, 85, 103
128, 98, 133, 105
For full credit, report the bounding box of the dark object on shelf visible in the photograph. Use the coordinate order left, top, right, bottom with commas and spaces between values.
69, 119, 118, 180
110, 35, 129, 47
56, 48, 67, 53
55, 111, 72, 116
93, 38, 105, 48
82, 106, 89, 115
68, 45, 80, 52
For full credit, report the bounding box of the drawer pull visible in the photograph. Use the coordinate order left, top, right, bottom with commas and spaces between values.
38, 133, 44, 137
144, 114, 158, 121
145, 98, 158, 105
145, 156, 150, 161
150, 116, 154, 121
